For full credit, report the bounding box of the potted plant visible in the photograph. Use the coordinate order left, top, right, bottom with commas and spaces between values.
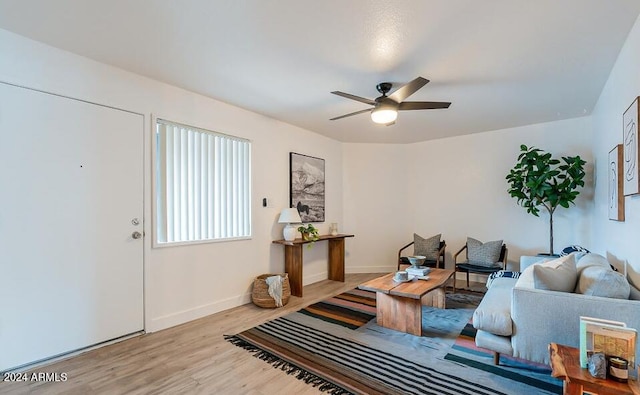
297, 223, 320, 245
506, 144, 586, 256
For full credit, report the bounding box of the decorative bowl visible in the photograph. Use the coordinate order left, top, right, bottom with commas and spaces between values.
407, 255, 426, 267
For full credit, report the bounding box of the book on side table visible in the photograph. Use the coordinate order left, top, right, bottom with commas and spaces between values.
579, 316, 637, 377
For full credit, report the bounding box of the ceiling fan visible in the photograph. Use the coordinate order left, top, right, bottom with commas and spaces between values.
330, 76, 450, 125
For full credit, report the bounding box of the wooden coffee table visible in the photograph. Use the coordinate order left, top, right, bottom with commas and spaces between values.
358, 268, 454, 336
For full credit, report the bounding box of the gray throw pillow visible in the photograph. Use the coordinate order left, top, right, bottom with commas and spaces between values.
414, 233, 441, 261
576, 266, 631, 299
467, 237, 503, 267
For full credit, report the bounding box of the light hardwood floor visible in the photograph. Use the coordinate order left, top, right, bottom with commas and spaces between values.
0, 273, 384, 395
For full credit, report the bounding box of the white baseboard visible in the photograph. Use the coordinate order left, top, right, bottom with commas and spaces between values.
347, 266, 394, 273
147, 292, 252, 332
148, 272, 343, 333
303, 272, 328, 286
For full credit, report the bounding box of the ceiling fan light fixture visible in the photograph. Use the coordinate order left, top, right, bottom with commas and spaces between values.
331, 77, 449, 123
371, 107, 398, 124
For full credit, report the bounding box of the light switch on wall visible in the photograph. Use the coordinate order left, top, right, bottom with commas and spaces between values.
262, 197, 274, 208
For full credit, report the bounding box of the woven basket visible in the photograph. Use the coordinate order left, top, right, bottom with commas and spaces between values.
252, 273, 291, 308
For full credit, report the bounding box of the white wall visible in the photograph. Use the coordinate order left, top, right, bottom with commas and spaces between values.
0, 28, 344, 332
591, 14, 640, 287
406, 119, 594, 269
342, 143, 411, 273
343, 117, 594, 273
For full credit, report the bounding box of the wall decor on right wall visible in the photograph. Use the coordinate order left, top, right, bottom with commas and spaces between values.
609, 144, 625, 221
623, 97, 640, 196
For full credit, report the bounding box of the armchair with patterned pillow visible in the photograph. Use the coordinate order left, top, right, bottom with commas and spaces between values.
398, 233, 446, 270
454, 237, 508, 292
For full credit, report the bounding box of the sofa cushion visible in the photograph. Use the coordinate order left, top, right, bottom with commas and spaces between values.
413, 233, 441, 261
467, 237, 503, 267
630, 283, 640, 300
473, 278, 514, 336
576, 253, 611, 275
532, 254, 577, 292
515, 264, 536, 289
515, 255, 562, 289
475, 330, 513, 356
576, 266, 631, 299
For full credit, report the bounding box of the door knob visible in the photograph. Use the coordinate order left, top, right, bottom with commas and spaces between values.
132, 231, 142, 239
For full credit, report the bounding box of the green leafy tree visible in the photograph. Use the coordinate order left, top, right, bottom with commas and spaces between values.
506, 145, 586, 255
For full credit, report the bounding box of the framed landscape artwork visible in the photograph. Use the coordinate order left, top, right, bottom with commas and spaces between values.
623, 97, 640, 196
609, 145, 624, 221
290, 152, 325, 222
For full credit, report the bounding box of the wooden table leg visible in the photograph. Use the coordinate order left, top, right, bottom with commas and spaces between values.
421, 287, 446, 309
328, 238, 345, 282
376, 292, 422, 336
563, 382, 583, 395
284, 244, 303, 297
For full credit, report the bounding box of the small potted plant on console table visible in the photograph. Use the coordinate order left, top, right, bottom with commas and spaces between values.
297, 223, 320, 246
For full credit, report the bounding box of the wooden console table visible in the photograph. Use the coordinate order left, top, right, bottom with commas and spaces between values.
272, 234, 354, 297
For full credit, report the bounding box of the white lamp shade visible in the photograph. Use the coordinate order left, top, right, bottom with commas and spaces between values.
278, 208, 302, 224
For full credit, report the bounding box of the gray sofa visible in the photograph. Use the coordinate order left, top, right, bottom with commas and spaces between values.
473, 253, 640, 365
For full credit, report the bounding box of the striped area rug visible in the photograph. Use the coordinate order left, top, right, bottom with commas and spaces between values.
226, 315, 501, 395
226, 288, 560, 395
298, 288, 376, 330
445, 322, 563, 394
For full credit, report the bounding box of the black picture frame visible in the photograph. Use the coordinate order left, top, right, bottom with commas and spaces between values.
290, 152, 325, 222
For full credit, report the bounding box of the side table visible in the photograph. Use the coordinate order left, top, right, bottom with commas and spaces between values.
549, 343, 640, 395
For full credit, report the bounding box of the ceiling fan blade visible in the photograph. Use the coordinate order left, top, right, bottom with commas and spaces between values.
388, 77, 429, 103
330, 108, 372, 121
331, 91, 376, 105
398, 101, 451, 110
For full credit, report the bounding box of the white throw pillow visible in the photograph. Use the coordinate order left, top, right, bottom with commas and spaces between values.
532, 254, 577, 292
515, 265, 536, 289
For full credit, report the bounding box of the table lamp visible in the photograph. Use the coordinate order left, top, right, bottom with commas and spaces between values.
278, 208, 302, 241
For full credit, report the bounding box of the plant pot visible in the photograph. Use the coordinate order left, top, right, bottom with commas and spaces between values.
302, 232, 318, 241
536, 253, 561, 258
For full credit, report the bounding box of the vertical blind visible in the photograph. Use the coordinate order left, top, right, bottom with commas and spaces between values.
156, 119, 251, 244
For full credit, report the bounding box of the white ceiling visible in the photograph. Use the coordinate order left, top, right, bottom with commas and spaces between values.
1, 0, 639, 143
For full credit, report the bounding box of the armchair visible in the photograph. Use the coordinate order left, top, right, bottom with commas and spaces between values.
453, 240, 507, 292
398, 240, 446, 270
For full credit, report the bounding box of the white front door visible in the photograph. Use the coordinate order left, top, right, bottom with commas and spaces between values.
0, 83, 144, 371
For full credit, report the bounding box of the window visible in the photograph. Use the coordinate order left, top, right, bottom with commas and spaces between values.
155, 119, 251, 244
